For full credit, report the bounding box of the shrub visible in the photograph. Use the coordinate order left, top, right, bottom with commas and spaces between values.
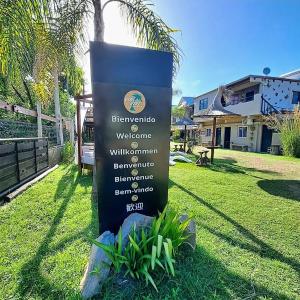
173, 129, 181, 140
62, 141, 75, 163
92, 207, 191, 291
265, 106, 300, 158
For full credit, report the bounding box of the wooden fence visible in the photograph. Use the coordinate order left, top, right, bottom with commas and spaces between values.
0, 99, 75, 146
0, 137, 49, 198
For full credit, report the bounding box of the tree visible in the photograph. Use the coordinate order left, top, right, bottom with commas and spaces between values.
0, 0, 87, 143
90, 0, 181, 71
1, 0, 181, 111
1, 0, 181, 148
172, 106, 186, 118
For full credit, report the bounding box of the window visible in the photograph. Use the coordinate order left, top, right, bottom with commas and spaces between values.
238, 127, 247, 138
221, 95, 226, 107
245, 91, 254, 102
206, 128, 211, 137
231, 94, 240, 105
199, 98, 208, 110
292, 91, 300, 104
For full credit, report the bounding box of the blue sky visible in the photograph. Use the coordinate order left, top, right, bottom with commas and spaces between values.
85, 0, 300, 104
151, 0, 300, 103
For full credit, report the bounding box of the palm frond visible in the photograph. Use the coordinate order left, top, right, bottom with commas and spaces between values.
0, 0, 89, 103
105, 0, 182, 76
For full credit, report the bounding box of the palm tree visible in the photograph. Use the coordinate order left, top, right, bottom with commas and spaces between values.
0, 0, 87, 144
1, 0, 180, 148
90, 0, 181, 71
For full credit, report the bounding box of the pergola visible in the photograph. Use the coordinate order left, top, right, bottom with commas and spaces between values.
173, 117, 196, 152
193, 87, 240, 163
74, 93, 93, 174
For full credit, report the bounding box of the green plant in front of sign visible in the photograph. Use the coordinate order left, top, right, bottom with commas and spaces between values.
92, 206, 191, 291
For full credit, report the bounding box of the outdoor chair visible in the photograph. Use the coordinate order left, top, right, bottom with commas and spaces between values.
195, 147, 210, 166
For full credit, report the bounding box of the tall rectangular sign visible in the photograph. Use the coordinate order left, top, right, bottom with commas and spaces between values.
90, 42, 173, 233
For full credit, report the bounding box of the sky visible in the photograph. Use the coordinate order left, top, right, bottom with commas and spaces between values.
82, 0, 300, 104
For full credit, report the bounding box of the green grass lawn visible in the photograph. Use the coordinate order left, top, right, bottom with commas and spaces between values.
0, 150, 299, 299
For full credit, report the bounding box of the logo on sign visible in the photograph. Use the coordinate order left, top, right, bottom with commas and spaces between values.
124, 90, 146, 114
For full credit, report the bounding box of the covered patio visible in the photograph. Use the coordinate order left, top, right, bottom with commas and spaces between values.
75, 94, 94, 173
193, 86, 240, 162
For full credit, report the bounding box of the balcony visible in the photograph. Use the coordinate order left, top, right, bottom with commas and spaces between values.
224, 93, 262, 116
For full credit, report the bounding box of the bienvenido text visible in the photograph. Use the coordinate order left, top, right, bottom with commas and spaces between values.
112, 115, 156, 123
115, 187, 154, 195
115, 174, 154, 183
114, 162, 154, 169
116, 132, 152, 139
109, 148, 158, 155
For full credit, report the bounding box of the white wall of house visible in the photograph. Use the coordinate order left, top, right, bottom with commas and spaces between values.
194, 77, 300, 119
225, 93, 262, 116
193, 73, 300, 153
272, 133, 281, 146
228, 123, 261, 152
199, 122, 264, 152
251, 77, 300, 111
194, 90, 217, 116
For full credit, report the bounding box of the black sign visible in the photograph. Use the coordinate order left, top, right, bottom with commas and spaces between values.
90, 42, 173, 233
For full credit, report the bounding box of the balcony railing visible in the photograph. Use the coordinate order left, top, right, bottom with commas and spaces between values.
226, 95, 254, 106
260, 97, 279, 115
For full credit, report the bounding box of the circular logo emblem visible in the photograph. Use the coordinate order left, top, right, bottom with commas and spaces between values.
131, 156, 138, 163
131, 142, 138, 149
124, 90, 146, 114
131, 182, 138, 189
131, 124, 138, 132
131, 195, 138, 202
131, 169, 138, 176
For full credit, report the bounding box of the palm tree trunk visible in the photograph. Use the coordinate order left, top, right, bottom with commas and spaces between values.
53, 67, 64, 146
93, 0, 104, 42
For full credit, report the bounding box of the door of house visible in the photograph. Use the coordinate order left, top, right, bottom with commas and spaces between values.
180, 130, 184, 139
261, 125, 273, 152
224, 127, 231, 149
216, 128, 221, 146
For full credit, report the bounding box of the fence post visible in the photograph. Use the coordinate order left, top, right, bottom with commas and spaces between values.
70, 119, 75, 146
53, 68, 64, 146
76, 99, 82, 174
36, 101, 42, 138
46, 138, 49, 167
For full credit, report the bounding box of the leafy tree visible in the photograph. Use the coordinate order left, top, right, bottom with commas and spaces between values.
0, 0, 181, 145
0, 0, 86, 143
172, 106, 185, 118
0, 0, 86, 102
1, 0, 180, 106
